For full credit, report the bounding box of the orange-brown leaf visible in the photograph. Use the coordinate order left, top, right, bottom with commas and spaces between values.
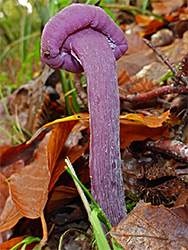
0, 196, 23, 232
9, 134, 50, 219
49, 136, 88, 192
110, 200, 188, 249
120, 120, 169, 148
0, 236, 26, 249
0, 173, 23, 232
46, 185, 78, 214
120, 110, 169, 128
0, 174, 9, 211
118, 69, 131, 86
47, 121, 77, 175
135, 14, 154, 26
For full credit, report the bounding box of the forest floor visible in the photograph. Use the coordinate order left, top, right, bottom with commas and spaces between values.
0, 1, 188, 249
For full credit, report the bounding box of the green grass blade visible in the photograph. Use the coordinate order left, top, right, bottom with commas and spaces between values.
10, 236, 41, 250
65, 158, 124, 250
142, 0, 149, 10
90, 208, 111, 250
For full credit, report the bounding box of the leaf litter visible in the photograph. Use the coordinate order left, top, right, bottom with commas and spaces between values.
0, 1, 188, 249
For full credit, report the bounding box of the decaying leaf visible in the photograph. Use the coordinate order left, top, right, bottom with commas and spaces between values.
47, 121, 77, 175
110, 200, 188, 250
9, 133, 51, 219
0, 196, 23, 232
118, 69, 131, 86
120, 121, 169, 148
0, 130, 47, 168
120, 110, 169, 128
171, 188, 188, 223
151, 0, 184, 16
47, 155, 89, 214
0, 174, 9, 211
46, 185, 78, 214
48, 139, 88, 192
0, 174, 23, 233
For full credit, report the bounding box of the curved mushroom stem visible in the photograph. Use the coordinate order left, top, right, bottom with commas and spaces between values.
67, 28, 126, 226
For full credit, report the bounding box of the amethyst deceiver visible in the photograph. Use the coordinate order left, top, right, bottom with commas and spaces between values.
41, 3, 128, 226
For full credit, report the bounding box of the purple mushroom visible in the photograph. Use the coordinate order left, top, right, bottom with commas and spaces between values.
41, 4, 128, 226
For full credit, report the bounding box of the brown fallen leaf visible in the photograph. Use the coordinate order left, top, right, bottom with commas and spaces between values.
47, 120, 77, 175
151, 0, 184, 16
118, 69, 131, 86
0, 130, 47, 167
0, 196, 23, 233
0, 160, 25, 179
120, 110, 169, 128
0, 174, 23, 235
9, 133, 51, 219
46, 185, 78, 214
135, 14, 154, 27
48, 139, 88, 192
110, 200, 188, 250
120, 121, 169, 148
117, 45, 158, 77
0, 174, 9, 212
47, 155, 89, 214
171, 188, 188, 223
144, 19, 165, 37
119, 77, 158, 95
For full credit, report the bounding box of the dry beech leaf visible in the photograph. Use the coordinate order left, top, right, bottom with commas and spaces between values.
118, 69, 131, 86
40, 114, 88, 129
48, 121, 88, 192
1, 160, 25, 179
49, 142, 88, 192
151, 0, 184, 16
46, 185, 78, 214
0, 130, 47, 167
28, 114, 88, 143
135, 14, 154, 27
110, 200, 188, 250
0, 174, 9, 211
0, 174, 23, 232
120, 77, 158, 95
143, 19, 164, 36
125, 33, 149, 54
0, 146, 11, 160
120, 110, 169, 128
171, 188, 188, 223
0, 196, 23, 232
47, 155, 89, 214
47, 121, 77, 175
120, 121, 169, 148
47, 116, 88, 192
9, 133, 51, 219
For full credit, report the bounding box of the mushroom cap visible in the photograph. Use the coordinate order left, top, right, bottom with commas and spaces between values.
41, 4, 128, 73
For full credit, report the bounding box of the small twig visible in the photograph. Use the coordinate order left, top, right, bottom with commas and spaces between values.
40, 212, 48, 247
119, 84, 187, 103
143, 39, 188, 86
174, 109, 188, 141
68, 95, 77, 115
58, 228, 92, 250
175, 52, 188, 85
143, 39, 177, 75
145, 139, 188, 163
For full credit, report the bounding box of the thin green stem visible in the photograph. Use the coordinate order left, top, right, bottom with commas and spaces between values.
0, 127, 22, 144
